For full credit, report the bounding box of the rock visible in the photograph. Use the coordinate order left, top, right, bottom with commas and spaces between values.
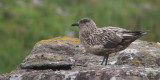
19, 37, 101, 70
0, 37, 160, 80
116, 40, 160, 66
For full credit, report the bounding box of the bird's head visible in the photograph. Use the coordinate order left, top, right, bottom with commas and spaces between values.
72, 18, 97, 30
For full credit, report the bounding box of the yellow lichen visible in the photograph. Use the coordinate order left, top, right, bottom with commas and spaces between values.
53, 37, 71, 41
51, 56, 62, 60
32, 62, 38, 66
109, 54, 114, 57
70, 38, 80, 44
57, 40, 63, 45
34, 37, 80, 47
132, 61, 141, 66
145, 54, 154, 63
109, 53, 119, 57
152, 42, 159, 47
39, 37, 71, 44
56, 57, 62, 60
146, 54, 153, 60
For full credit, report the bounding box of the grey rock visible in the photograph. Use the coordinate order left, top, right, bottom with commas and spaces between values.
19, 37, 101, 70
116, 40, 160, 66
1, 37, 160, 80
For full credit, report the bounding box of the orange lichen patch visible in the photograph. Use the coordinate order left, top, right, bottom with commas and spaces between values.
70, 38, 80, 44
56, 57, 62, 60
51, 56, 62, 60
34, 37, 80, 47
39, 37, 71, 44
132, 61, 141, 66
53, 37, 71, 41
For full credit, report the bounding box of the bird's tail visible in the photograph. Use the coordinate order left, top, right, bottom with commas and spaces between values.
131, 30, 148, 36
120, 30, 148, 45
123, 30, 149, 39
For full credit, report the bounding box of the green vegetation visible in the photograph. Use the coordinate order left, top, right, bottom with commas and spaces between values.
0, 0, 160, 74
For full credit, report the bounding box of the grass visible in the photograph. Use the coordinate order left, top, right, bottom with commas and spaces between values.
0, 0, 160, 74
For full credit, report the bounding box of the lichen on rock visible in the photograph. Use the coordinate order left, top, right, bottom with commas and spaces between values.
20, 37, 92, 70
1, 37, 160, 80
34, 37, 79, 47
116, 40, 160, 67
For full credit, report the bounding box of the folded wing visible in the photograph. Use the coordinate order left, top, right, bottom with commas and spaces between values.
88, 27, 147, 48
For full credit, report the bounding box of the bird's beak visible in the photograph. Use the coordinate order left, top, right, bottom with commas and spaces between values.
72, 22, 79, 26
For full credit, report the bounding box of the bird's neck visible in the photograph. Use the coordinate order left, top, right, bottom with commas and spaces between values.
80, 27, 96, 34
79, 27, 97, 40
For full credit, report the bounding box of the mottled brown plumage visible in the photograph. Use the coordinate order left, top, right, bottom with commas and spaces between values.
72, 18, 147, 65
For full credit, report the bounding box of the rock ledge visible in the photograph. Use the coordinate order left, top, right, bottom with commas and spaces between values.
1, 37, 160, 80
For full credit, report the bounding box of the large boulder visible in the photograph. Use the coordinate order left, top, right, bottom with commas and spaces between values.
1, 37, 160, 80
116, 40, 160, 66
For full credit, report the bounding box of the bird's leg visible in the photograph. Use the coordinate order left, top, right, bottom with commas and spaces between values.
105, 54, 109, 66
101, 54, 109, 65
101, 54, 106, 65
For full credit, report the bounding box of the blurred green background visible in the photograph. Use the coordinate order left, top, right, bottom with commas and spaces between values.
0, 0, 160, 74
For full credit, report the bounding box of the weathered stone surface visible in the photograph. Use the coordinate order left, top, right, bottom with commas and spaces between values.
116, 40, 160, 66
1, 66, 160, 80
19, 37, 101, 70
1, 37, 160, 80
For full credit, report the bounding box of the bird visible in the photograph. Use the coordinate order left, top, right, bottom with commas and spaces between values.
71, 18, 147, 66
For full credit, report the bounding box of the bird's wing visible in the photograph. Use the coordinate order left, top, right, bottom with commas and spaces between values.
105, 27, 147, 44
88, 26, 147, 48
104, 26, 128, 32
88, 27, 123, 48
